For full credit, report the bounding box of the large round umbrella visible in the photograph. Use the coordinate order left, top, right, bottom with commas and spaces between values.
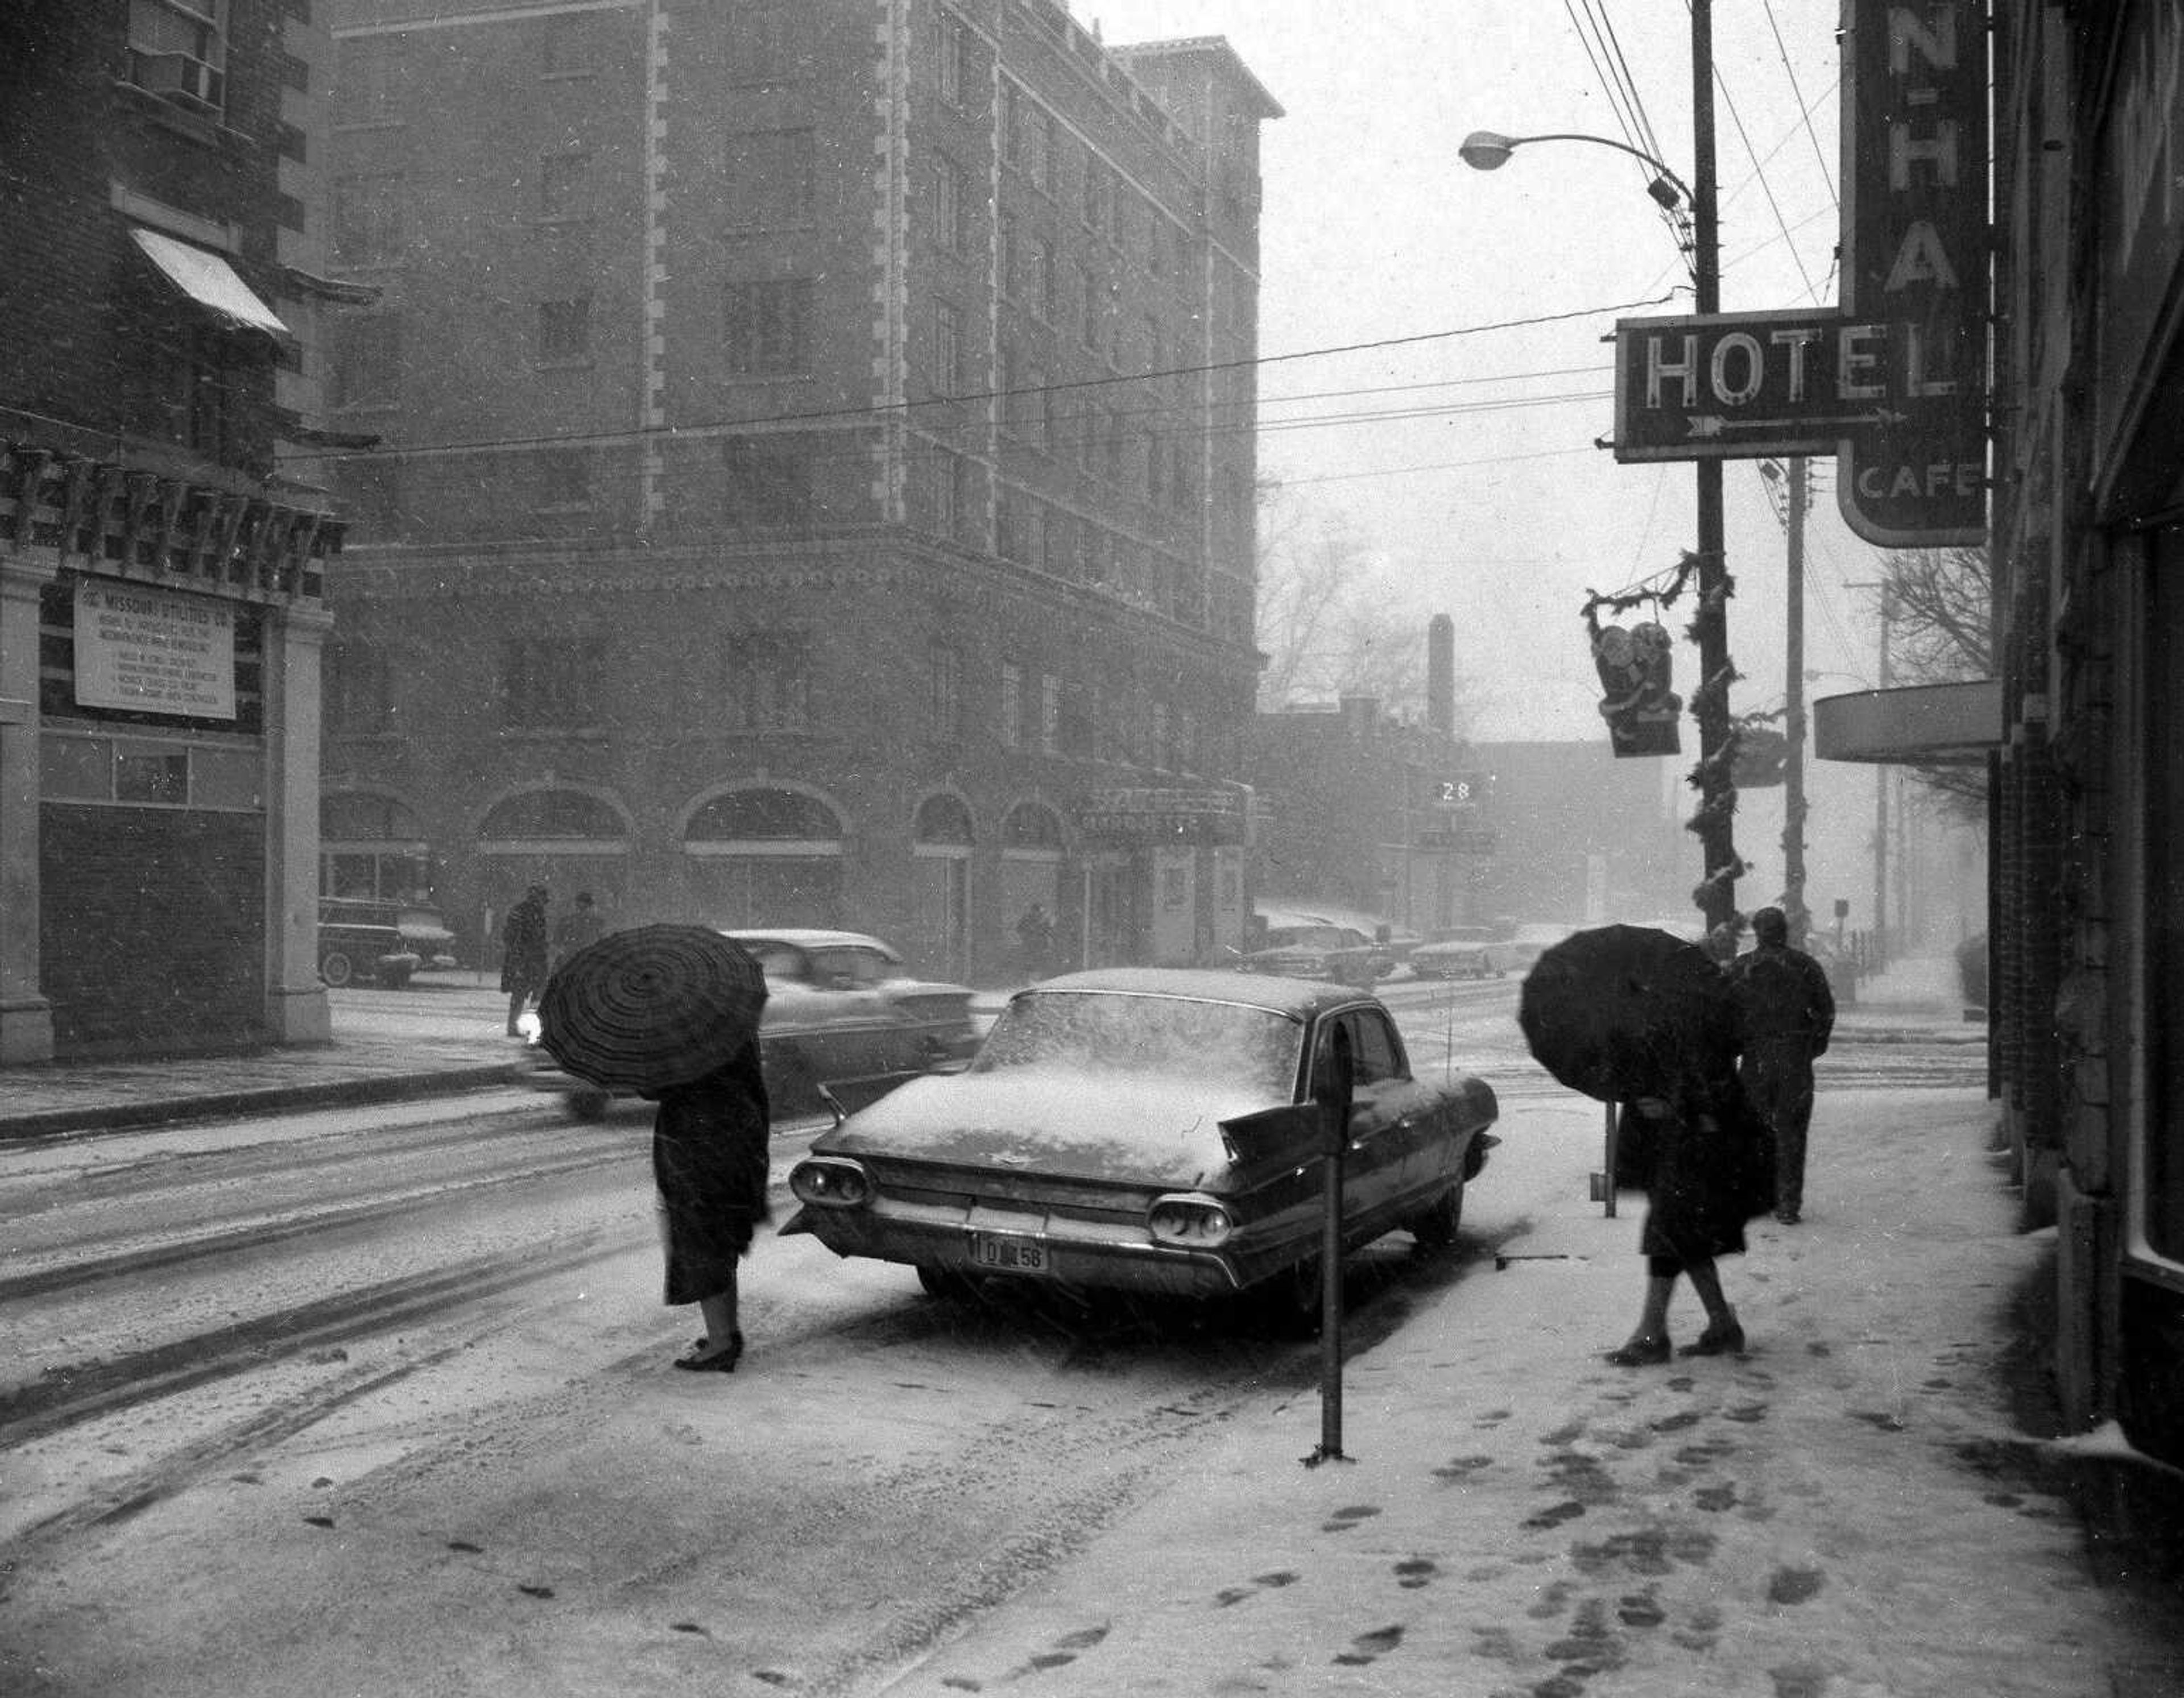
1517, 924, 1735, 1103
537, 924, 767, 1094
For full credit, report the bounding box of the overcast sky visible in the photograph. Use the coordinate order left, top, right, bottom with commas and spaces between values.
1086, 1, 1946, 930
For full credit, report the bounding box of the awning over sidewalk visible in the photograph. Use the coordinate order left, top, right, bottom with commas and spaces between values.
1813, 678, 2001, 765
130, 227, 289, 336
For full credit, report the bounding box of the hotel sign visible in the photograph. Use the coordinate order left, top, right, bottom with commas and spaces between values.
1837, 0, 1988, 545
73, 580, 236, 720
1611, 0, 1988, 545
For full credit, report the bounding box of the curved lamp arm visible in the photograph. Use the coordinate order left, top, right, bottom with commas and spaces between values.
1458, 129, 1695, 214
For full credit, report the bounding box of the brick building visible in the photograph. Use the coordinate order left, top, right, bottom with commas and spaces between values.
0, 2, 351, 1061
320, 1, 1276, 981
1987, 3, 2184, 1475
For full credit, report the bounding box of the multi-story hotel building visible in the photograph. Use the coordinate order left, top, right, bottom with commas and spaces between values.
321, 1, 1277, 980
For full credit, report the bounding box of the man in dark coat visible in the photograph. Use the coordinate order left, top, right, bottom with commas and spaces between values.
1728, 905, 1836, 1224
500, 883, 551, 1036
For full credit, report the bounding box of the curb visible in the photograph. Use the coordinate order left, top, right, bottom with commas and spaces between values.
0, 1063, 521, 1141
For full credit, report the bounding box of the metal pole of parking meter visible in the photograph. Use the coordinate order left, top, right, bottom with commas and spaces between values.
1306, 1026, 1355, 1467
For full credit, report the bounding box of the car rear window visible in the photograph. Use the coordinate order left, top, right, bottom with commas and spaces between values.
973, 991, 1302, 1098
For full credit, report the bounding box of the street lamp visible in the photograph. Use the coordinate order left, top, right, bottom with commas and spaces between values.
1456, 130, 1694, 222
1461, 1, 1740, 945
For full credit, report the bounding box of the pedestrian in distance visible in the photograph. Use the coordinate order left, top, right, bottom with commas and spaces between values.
642, 1037, 771, 1372
1605, 1045, 1777, 1365
1727, 905, 1836, 1224
552, 889, 607, 969
1016, 901, 1055, 983
499, 883, 551, 1036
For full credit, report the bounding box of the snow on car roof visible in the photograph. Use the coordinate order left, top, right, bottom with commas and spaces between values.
718, 928, 899, 952
1024, 967, 1359, 1017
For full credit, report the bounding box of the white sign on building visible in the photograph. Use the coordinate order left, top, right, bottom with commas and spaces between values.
73, 581, 237, 720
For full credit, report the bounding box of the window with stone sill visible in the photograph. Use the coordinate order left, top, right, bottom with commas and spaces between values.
127, 0, 227, 115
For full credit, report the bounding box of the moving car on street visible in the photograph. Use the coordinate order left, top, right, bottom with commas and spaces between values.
526, 927, 977, 1117
781, 968, 1500, 1319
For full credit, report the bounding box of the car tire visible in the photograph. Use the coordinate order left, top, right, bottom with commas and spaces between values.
319, 950, 355, 987
1408, 1179, 1466, 1252
568, 1091, 611, 1122
916, 1264, 975, 1302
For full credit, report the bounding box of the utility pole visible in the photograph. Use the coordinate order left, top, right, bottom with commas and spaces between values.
1689, 0, 1742, 945
1781, 457, 1809, 946
1873, 587, 1893, 963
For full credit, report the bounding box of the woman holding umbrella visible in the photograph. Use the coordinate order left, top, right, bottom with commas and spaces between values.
537, 925, 773, 1373
646, 1039, 770, 1371
1520, 924, 1775, 1365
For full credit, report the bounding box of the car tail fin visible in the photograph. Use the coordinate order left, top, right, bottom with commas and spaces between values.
1217, 1103, 1315, 1166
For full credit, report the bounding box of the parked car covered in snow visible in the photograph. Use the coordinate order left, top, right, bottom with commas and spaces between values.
781, 968, 1500, 1318
525, 927, 978, 1117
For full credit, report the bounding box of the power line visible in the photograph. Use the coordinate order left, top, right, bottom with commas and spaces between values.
1763, 0, 1839, 207
293, 295, 1673, 464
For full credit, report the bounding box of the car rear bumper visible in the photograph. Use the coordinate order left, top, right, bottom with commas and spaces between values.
780, 1200, 1250, 1299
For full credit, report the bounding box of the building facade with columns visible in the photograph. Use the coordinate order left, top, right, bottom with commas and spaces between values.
320, 1, 1275, 981
0, 2, 351, 1062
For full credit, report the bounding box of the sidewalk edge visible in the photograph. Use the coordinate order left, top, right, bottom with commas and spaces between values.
0, 1064, 520, 1141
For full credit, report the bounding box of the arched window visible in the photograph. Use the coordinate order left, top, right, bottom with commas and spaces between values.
915, 793, 975, 846
479, 789, 626, 841
683, 787, 844, 929
686, 788, 841, 843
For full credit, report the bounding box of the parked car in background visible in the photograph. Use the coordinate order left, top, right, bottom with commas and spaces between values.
1408, 923, 1512, 980
781, 968, 1500, 1322
526, 927, 978, 1118
1235, 922, 1387, 985
395, 904, 460, 970
316, 898, 423, 989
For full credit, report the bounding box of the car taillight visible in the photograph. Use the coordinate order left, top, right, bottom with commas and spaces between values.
790, 1157, 872, 1207
1148, 1193, 1234, 1248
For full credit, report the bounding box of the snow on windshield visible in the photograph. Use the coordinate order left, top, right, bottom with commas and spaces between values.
972, 991, 1302, 1099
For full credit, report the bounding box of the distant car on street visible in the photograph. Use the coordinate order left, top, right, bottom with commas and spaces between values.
1408, 924, 1512, 980
1235, 922, 1388, 985
781, 968, 1500, 1322
395, 904, 460, 970
524, 927, 978, 1118
316, 898, 423, 989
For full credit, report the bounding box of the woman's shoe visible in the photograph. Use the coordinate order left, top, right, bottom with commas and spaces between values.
1604, 1334, 1672, 1367
1680, 1319, 1747, 1357
673, 1331, 743, 1373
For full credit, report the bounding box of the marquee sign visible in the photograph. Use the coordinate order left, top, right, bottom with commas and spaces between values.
1610, 0, 1988, 545
1079, 785, 1245, 843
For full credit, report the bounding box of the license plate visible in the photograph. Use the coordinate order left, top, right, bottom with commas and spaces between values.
970, 1231, 1048, 1275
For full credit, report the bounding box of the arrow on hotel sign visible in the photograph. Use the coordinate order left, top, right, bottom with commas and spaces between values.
1689, 408, 1909, 438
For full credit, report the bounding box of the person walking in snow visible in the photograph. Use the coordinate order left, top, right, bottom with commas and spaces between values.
499, 883, 551, 1036
1604, 1042, 1777, 1366
552, 890, 607, 969
1727, 905, 1836, 1224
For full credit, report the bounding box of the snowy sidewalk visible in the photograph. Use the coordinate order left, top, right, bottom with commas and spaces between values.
873, 1087, 2184, 1698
